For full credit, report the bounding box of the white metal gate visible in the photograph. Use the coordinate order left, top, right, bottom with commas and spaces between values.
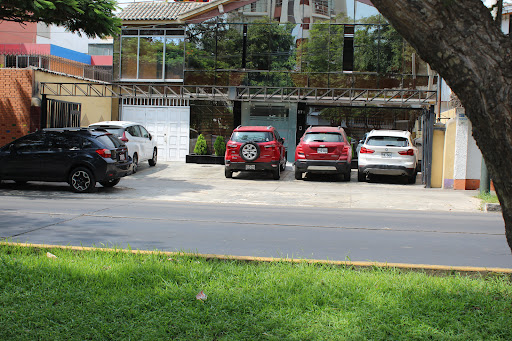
121, 99, 190, 162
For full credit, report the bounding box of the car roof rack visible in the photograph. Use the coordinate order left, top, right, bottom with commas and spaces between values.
43, 127, 92, 131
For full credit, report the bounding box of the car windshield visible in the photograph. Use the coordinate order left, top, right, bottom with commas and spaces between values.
231, 131, 272, 143
303, 132, 343, 143
366, 136, 409, 147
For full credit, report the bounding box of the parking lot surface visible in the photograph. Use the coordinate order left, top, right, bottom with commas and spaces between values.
0, 162, 482, 212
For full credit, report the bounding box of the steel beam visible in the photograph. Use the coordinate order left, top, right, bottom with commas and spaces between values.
40, 83, 437, 107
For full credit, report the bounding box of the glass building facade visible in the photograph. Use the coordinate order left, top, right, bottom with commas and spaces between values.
114, 0, 431, 89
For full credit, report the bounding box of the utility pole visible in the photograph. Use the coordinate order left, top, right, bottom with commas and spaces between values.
480, 158, 491, 194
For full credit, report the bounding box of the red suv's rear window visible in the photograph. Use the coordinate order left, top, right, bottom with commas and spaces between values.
231, 131, 273, 143
303, 132, 343, 143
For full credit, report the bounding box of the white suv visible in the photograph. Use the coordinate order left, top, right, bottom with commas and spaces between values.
357, 130, 418, 184
89, 121, 157, 173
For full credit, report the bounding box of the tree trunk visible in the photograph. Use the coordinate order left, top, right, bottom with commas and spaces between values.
370, 0, 512, 252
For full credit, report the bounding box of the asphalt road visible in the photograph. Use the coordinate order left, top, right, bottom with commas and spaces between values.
1, 196, 511, 269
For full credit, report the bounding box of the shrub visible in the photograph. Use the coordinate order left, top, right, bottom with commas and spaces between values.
213, 136, 226, 156
194, 134, 208, 155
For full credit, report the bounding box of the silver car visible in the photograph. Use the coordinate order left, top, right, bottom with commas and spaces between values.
357, 130, 418, 183
89, 121, 158, 173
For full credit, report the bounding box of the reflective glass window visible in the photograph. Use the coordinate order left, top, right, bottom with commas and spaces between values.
139, 37, 164, 80
13, 133, 46, 152
165, 37, 185, 79
121, 37, 138, 79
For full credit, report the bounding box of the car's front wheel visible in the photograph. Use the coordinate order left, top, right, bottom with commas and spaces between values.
99, 178, 121, 188
148, 148, 157, 167
69, 167, 96, 193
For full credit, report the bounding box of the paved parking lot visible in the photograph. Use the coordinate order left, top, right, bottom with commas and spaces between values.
0, 161, 482, 212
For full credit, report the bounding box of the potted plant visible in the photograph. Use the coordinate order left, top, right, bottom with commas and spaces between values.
213, 136, 226, 156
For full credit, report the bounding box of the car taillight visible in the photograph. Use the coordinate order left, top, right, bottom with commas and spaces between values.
398, 149, 414, 156
120, 131, 129, 143
96, 148, 112, 158
360, 147, 375, 154
296, 144, 305, 157
342, 145, 350, 155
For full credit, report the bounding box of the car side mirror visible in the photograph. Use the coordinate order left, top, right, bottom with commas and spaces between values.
9, 144, 17, 154
359, 140, 363, 144
279, 138, 285, 143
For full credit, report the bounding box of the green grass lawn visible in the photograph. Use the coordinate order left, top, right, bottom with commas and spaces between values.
476, 192, 500, 204
1, 244, 511, 340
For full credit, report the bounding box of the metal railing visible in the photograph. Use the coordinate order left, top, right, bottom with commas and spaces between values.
0, 53, 112, 82
40, 83, 437, 107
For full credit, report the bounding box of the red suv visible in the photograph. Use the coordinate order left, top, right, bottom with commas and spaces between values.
224, 126, 286, 180
294, 126, 352, 181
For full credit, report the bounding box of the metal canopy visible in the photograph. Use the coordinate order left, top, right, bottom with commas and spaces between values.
40, 83, 437, 108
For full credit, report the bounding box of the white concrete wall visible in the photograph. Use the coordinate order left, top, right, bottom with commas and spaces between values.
453, 109, 470, 182
452, 108, 482, 187
467, 123, 482, 180
36, 25, 112, 54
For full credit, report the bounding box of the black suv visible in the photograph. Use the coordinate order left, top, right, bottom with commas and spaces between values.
0, 128, 132, 192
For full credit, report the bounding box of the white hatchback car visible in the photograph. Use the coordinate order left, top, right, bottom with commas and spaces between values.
357, 129, 418, 183
89, 121, 157, 173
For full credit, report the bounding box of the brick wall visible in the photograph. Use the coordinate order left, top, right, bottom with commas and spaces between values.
0, 69, 33, 146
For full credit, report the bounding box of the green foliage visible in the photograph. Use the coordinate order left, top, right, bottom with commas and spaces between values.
193, 134, 208, 155
186, 17, 296, 87
303, 14, 415, 75
213, 136, 226, 156
1, 245, 512, 340
476, 192, 499, 204
0, 0, 121, 38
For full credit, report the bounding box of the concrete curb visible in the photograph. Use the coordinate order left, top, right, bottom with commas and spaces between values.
2, 242, 512, 275
485, 203, 502, 212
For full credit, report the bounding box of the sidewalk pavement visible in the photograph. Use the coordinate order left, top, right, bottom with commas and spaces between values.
117, 162, 483, 212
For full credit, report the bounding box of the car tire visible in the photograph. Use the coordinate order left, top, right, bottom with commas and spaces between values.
240, 142, 260, 162
408, 171, 417, 184
345, 170, 351, 182
272, 166, 280, 180
225, 168, 233, 178
148, 148, 157, 167
280, 161, 286, 172
295, 169, 302, 180
99, 178, 121, 188
69, 167, 96, 193
132, 153, 138, 173
357, 170, 366, 182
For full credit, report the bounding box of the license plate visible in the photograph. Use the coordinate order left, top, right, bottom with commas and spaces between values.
381, 152, 392, 158
119, 153, 125, 161
317, 148, 328, 154
245, 164, 255, 170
